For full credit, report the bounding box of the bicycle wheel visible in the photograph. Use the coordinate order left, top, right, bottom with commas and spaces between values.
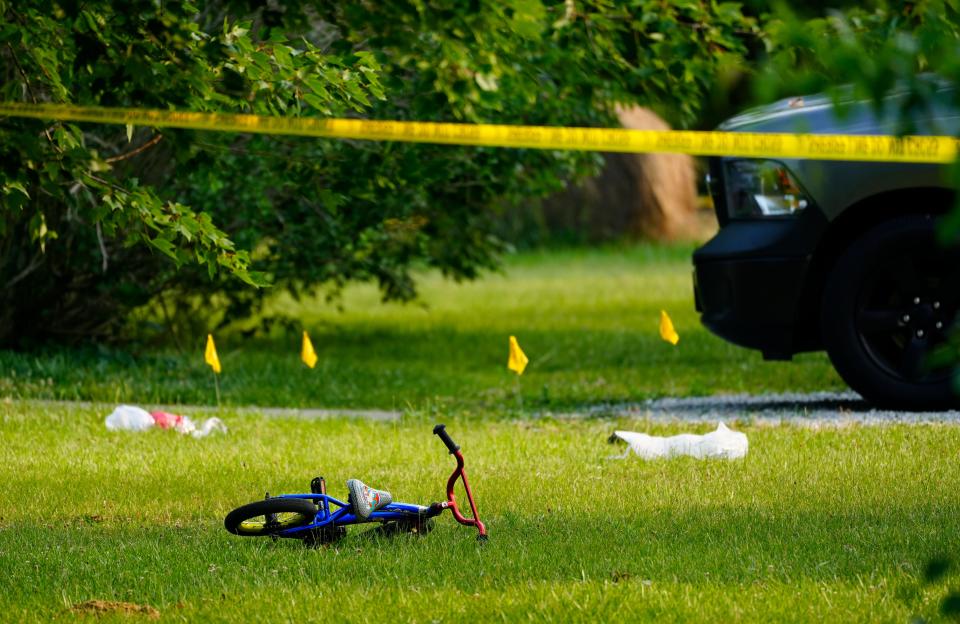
224, 498, 317, 536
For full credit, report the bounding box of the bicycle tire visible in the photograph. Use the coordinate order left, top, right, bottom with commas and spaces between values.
224, 498, 317, 536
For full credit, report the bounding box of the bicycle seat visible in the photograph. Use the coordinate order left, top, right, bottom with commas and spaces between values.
347, 479, 392, 520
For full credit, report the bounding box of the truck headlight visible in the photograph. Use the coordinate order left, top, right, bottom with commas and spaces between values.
726, 159, 811, 218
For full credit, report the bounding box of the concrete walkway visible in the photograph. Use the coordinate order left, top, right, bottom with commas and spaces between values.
25, 399, 401, 421
22, 392, 960, 425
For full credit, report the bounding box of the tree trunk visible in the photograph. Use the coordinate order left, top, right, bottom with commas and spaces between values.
539, 107, 700, 241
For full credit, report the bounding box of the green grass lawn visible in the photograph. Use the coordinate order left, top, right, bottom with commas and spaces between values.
0, 245, 845, 410
1, 402, 957, 622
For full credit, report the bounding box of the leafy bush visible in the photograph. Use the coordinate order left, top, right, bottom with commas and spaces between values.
0, 1, 384, 343
0, 1, 755, 344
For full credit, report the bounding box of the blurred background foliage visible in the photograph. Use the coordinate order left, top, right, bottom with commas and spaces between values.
0, 0, 958, 345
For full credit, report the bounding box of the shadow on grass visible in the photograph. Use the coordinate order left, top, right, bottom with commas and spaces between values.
0, 325, 840, 409
639, 392, 873, 414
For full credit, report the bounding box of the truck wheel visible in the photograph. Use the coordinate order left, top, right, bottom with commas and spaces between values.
820, 215, 960, 410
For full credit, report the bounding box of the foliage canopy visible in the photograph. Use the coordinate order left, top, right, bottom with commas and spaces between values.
0, 1, 756, 343
5, 1, 960, 345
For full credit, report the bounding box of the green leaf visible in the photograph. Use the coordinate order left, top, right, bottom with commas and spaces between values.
302, 93, 329, 112
4, 182, 29, 199
149, 237, 179, 262
304, 76, 330, 99
272, 44, 292, 70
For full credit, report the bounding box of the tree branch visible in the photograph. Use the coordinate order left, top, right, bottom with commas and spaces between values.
96, 222, 109, 273
5, 42, 60, 150
5, 252, 45, 289
106, 134, 164, 163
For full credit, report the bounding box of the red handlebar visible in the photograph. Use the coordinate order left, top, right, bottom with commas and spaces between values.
434, 425, 487, 540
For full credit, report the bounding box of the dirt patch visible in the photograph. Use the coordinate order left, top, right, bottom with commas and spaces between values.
70, 600, 160, 619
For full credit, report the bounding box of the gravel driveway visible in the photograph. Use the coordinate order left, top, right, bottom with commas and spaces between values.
25, 393, 960, 425
575, 391, 960, 425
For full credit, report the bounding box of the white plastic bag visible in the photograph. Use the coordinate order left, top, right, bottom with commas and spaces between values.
105, 405, 155, 432
610, 422, 748, 460
175, 416, 227, 439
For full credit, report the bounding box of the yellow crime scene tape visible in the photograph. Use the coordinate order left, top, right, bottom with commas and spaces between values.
1, 101, 958, 164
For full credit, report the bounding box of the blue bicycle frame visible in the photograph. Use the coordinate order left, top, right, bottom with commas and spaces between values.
271, 494, 434, 538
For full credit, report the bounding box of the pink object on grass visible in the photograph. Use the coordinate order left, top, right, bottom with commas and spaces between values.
150, 411, 184, 429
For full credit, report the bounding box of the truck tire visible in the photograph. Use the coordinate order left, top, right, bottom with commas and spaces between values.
820, 215, 960, 410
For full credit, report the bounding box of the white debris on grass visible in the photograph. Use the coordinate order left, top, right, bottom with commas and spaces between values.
175, 416, 227, 438
104, 405, 154, 431
105, 404, 227, 438
609, 422, 748, 460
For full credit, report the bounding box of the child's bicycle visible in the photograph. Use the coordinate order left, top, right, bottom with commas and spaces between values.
224, 425, 487, 545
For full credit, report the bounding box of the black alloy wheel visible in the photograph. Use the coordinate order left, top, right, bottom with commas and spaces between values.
821, 215, 960, 410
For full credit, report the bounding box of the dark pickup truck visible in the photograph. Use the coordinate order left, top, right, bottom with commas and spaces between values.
694, 87, 960, 409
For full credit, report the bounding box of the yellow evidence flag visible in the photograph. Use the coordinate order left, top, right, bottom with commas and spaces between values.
659, 310, 680, 346
205, 334, 222, 373
301, 331, 318, 369
508, 335, 529, 375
